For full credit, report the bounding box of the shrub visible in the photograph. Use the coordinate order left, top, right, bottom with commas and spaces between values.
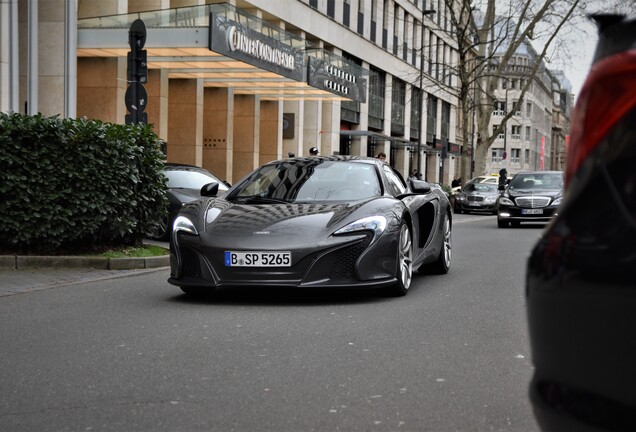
0, 113, 168, 254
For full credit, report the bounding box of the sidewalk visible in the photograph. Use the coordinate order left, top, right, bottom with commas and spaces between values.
0, 240, 170, 296
0, 266, 168, 297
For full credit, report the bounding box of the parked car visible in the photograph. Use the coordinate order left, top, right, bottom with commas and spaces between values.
496, 171, 563, 228
526, 15, 636, 432
149, 163, 230, 241
473, 175, 499, 185
168, 155, 452, 297
453, 181, 499, 214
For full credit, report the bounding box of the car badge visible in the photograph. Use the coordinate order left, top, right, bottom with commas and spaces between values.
253, 231, 270, 235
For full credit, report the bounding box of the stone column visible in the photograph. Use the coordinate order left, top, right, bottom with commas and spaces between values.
233, 94, 259, 182
77, 57, 126, 123
303, 100, 322, 156
168, 78, 203, 166
259, 100, 281, 166
203, 87, 233, 183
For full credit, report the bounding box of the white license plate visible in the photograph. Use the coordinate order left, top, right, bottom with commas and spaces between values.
225, 251, 292, 267
522, 209, 544, 215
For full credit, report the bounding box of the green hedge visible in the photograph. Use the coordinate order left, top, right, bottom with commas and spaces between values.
0, 113, 168, 254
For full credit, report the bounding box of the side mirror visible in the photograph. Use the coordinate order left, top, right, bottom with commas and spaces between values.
200, 182, 219, 197
410, 179, 432, 194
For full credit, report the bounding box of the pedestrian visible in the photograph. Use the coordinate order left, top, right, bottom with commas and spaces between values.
309, 146, 319, 156
408, 169, 417, 180
288, 151, 295, 158
498, 168, 508, 191
376, 152, 386, 161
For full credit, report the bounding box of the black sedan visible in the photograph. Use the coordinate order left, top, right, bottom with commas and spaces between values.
453, 181, 499, 214
496, 171, 563, 228
527, 15, 636, 432
149, 163, 230, 241
168, 156, 452, 296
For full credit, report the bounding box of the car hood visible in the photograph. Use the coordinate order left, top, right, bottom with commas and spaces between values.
196, 197, 399, 248
507, 188, 562, 198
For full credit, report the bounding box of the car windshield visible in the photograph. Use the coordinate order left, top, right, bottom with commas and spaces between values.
165, 169, 229, 191
509, 173, 563, 190
229, 160, 381, 203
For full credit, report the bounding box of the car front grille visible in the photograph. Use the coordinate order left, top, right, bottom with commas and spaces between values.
467, 196, 484, 202
515, 196, 551, 208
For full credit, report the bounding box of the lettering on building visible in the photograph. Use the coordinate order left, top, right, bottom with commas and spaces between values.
227, 26, 295, 71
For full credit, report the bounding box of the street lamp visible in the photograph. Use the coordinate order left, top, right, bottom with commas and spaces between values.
417, 8, 436, 180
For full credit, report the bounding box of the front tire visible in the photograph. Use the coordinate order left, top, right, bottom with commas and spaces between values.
429, 213, 452, 274
389, 223, 413, 297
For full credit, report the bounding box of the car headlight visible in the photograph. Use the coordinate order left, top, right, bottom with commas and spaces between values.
173, 216, 199, 236
498, 196, 514, 206
456, 194, 466, 201
334, 215, 387, 240
484, 196, 497, 204
552, 197, 562, 206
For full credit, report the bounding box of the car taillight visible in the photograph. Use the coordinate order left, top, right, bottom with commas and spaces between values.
566, 50, 636, 187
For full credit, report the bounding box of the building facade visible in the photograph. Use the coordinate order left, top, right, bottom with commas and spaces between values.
1, 0, 467, 185
483, 37, 571, 176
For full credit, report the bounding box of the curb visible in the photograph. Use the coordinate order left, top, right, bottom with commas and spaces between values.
0, 254, 169, 270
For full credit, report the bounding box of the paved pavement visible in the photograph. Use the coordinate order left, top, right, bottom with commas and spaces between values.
0, 240, 170, 297
0, 266, 169, 297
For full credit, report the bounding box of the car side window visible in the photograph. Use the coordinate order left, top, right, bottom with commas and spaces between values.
382, 165, 407, 196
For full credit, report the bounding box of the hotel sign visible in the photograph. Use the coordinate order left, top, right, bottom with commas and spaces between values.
209, 13, 304, 81
307, 57, 367, 103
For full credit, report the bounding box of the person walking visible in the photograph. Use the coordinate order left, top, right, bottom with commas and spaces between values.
309, 146, 319, 156
498, 168, 508, 191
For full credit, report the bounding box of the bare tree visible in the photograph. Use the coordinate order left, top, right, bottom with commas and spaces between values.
417, 0, 588, 181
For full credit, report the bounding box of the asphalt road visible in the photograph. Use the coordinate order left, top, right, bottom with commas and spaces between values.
0, 214, 546, 432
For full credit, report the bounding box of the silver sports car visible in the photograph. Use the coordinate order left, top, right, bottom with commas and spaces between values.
168, 156, 452, 296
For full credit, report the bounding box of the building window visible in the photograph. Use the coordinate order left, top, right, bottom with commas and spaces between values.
513, 100, 522, 116
511, 125, 521, 139
327, 0, 335, 17
493, 101, 505, 116
391, 77, 406, 135
492, 148, 504, 162
525, 149, 530, 165
426, 95, 437, 143
525, 126, 531, 141
441, 101, 451, 144
526, 102, 532, 117
493, 124, 504, 139
511, 148, 520, 163
343, 0, 350, 27
411, 87, 422, 139
368, 67, 385, 130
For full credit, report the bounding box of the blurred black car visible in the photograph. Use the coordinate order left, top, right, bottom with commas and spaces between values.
496, 171, 563, 228
526, 15, 636, 432
149, 163, 230, 241
168, 156, 452, 297
453, 180, 499, 214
